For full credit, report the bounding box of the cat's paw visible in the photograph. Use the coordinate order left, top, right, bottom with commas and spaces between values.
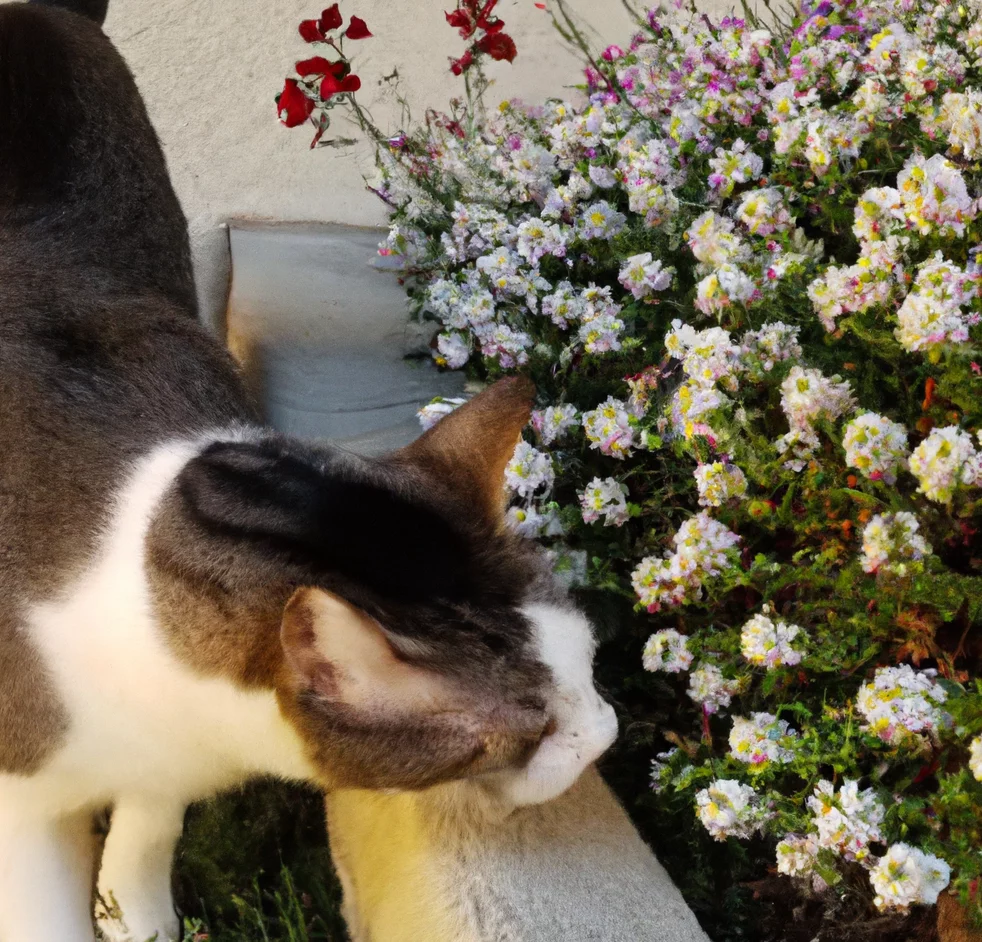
95, 893, 180, 942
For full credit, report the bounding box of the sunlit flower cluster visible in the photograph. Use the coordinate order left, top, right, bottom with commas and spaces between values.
776, 834, 819, 880
642, 628, 694, 674
580, 476, 629, 527
970, 735, 982, 781
740, 611, 805, 668
632, 512, 740, 612
870, 844, 951, 912
856, 665, 948, 745
860, 511, 932, 575
582, 396, 636, 459
842, 413, 909, 484
909, 425, 982, 502
807, 779, 886, 863
503, 441, 555, 498
777, 367, 856, 469
696, 779, 770, 841
694, 461, 747, 507
728, 713, 797, 766
352, 0, 982, 923
688, 663, 742, 714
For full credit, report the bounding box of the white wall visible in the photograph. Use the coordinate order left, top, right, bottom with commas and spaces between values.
105, 0, 642, 234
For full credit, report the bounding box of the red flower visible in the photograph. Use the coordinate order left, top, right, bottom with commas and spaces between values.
298, 19, 325, 42
320, 3, 343, 31
445, 9, 472, 33
296, 56, 346, 77
477, 30, 516, 61
345, 15, 372, 39
474, 0, 500, 30
321, 71, 362, 98
450, 49, 474, 75
277, 78, 315, 127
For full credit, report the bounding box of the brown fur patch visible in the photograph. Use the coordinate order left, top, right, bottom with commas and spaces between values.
0, 614, 69, 774
391, 377, 534, 523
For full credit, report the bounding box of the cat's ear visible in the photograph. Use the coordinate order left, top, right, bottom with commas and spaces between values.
278, 586, 548, 790
391, 376, 535, 523
280, 587, 451, 714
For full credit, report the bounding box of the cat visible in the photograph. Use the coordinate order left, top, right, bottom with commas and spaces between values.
326, 766, 711, 942
0, 2, 617, 941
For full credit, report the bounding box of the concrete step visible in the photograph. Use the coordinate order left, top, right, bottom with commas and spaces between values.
225, 222, 464, 455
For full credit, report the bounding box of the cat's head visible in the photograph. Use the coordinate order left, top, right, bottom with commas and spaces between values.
171, 378, 616, 805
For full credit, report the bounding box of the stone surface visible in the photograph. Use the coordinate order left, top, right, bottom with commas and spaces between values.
103, 0, 745, 330
226, 223, 464, 453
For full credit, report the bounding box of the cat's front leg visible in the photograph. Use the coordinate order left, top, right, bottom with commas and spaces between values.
0, 806, 98, 942
96, 798, 186, 942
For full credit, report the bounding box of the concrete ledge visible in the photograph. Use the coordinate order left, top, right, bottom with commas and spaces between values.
225, 222, 464, 454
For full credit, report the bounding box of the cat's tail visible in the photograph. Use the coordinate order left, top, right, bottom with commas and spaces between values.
29, 0, 108, 26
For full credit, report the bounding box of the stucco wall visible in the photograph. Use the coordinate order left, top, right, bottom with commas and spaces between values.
105, 0, 638, 233
103, 0, 737, 324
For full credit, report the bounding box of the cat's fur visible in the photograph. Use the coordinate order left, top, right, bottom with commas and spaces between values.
0, 2, 616, 941
326, 766, 711, 942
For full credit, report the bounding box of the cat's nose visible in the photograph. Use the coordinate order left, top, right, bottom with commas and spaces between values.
486, 690, 618, 809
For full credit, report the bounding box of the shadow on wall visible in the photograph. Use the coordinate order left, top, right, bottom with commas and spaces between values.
222, 222, 465, 454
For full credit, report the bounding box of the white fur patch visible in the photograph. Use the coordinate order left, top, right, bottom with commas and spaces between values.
0, 435, 316, 942
7, 434, 313, 818
490, 604, 617, 808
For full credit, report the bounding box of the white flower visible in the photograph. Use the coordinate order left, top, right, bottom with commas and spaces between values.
729, 713, 797, 766
688, 663, 741, 714
580, 476, 629, 526
531, 404, 579, 446
674, 512, 741, 579
842, 413, 909, 484
515, 217, 569, 264
505, 505, 549, 539
578, 200, 627, 240
694, 461, 748, 507
578, 310, 625, 354
476, 322, 532, 369
969, 735, 982, 781
503, 442, 555, 498
897, 153, 976, 237
694, 265, 756, 316
642, 629, 694, 673
853, 186, 906, 244
435, 332, 471, 369
777, 367, 855, 466
938, 89, 982, 159
631, 554, 690, 611
666, 322, 742, 387
895, 253, 978, 353
740, 322, 802, 375
582, 397, 635, 459
807, 779, 885, 862
860, 512, 932, 575
909, 425, 980, 503
870, 844, 951, 913
695, 779, 769, 841
417, 397, 467, 431
541, 281, 586, 329
740, 611, 805, 668
734, 187, 793, 236
707, 140, 764, 198
776, 834, 820, 878
857, 665, 948, 745
618, 252, 673, 299
685, 211, 751, 268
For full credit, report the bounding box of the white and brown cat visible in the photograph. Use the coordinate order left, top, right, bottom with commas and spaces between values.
0, 2, 616, 940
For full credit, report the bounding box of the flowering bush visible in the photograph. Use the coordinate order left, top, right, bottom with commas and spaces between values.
281, 0, 982, 938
